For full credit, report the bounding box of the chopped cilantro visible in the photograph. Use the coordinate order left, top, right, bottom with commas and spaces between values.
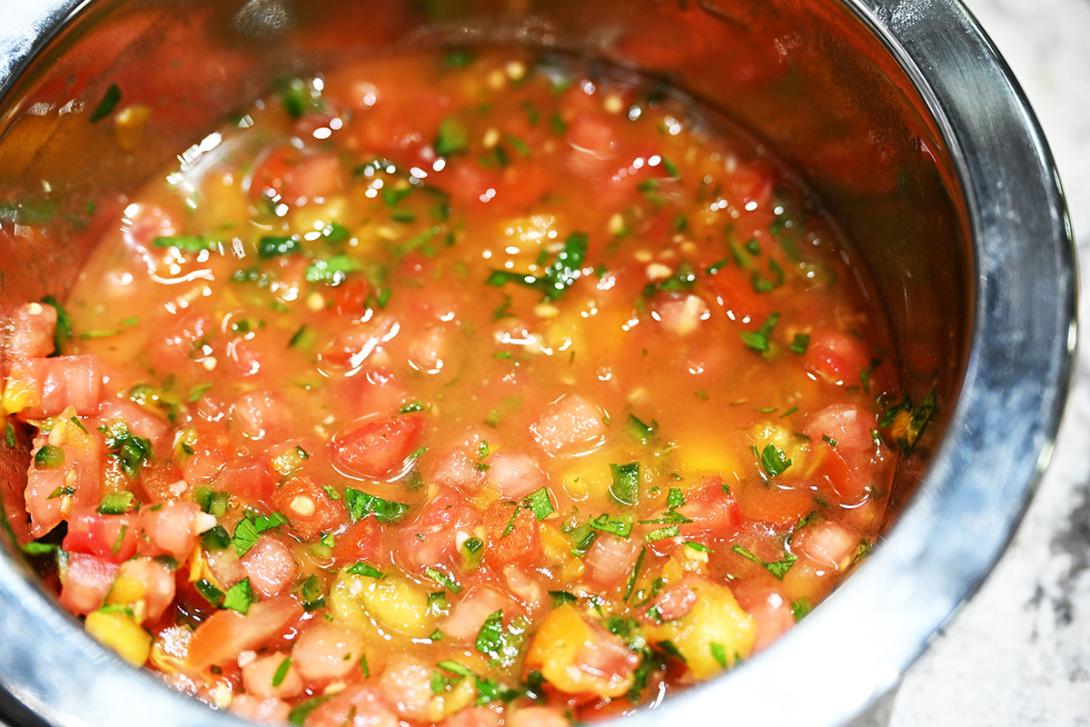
609, 462, 640, 506
759, 444, 792, 478
426, 566, 462, 593
152, 235, 215, 252
258, 235, 301, 258
99, 422, 151, 478
791, 597, 812, 621
588, 513, 633, 538
486, 232, 588, 301
271, 657, 292, 687
624, 546, 647, 602
627, 414, 658, 445
223, 578, 254, 614
741, 312, 781, 353
344, 487, 409, 524
89, 83, 121, 122
97, 491, 135, 515
436, 116, 469, 156
306, 255, 361, 285
523, 487, 555, 520
790, 333, 810, 354
40, 295, 72, 355
33, 444, 64, 469
548, 590, 578, 606
347, 562, 385, 579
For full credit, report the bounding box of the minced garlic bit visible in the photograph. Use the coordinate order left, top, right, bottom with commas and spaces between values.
505, 61, 526, 81
634, 250, 653, 263
646, 263, 673, 282
608, 213, 626, 237
482, 128, 501, 149
305, 291, 325, 311
534, 303, 560, 319
486, 69, 505, 90
603, 93, 624, 115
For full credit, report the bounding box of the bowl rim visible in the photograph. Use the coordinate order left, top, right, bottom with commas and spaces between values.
0, 0, 1077, 725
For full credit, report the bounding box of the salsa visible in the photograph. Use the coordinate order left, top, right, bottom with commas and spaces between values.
0, 48, 928, 726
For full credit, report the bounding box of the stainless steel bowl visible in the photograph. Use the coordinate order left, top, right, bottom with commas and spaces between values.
0, 1, 1075, 725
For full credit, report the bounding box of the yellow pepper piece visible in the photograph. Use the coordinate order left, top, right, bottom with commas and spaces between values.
525, 604, 633, 699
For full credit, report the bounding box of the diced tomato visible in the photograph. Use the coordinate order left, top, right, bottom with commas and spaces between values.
502, 565, 547, 615
705, 265, 772, 328
335, 368, 407, 418
805, 404, 875, 453
394, 491, 479, 571
249, 147, 344, 205
530, 394, 606, 456
804, 329, 870, 386
231, 390, 288, 441
219, 458, 276, 507
120, 202, 178, 251
291, 622, 366, 684
429, 445, 487, 494
13, 356, 102, 418
98, 398, 168, 448
242, 652, 303, 699
241, 535, 299, 599
377, 657, 433, 722
406, 324, 451, 375
725, 162, 774, 212
205, 548, 247, 589
331, 517, 383, 565
59, 553, 119, 615
187, 596, 302, 670
732, 584, 795, 652
137, 462, 187, 503
652, 293, 710, 337
9, 302, 57, 358
647, 580, 698, 623
272, 476, 344, 539
485, 451, 548, 499
179, 436, 229, 487
305, 684, 398, 727
506, 707, 567, 727
228, 695, 292, 724
483, 500, 541, 568
138, 501, 203, 562
566, 112, 618, 180
441, 586, 513, 642
330, 415, 424, 479
792, 521, 858, 572
584, 534, 641, 589
115, 557, 176, 622
574, 624, 640, 690
63, 512, 138, 563
443, 708, 502, 727
24, 425, 104, 538
327, 278, 373, 317
676, 478, 742, 541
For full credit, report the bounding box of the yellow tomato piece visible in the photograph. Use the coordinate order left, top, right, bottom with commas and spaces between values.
107, 574, 146, 607
675, 430, 742, 477
644, 579, 755, 680
292, 196, 349, 237
329, 571, 433, 638
85, 609, 152, 667
426, 675, 477, 722
200, 169, 249, 233
749, 421, 814, 477
114, 105, 151, 150
1, 375, 37, 415
525, 604, 633, 699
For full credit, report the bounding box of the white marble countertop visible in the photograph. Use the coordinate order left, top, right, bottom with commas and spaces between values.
877, 0, 1090, 724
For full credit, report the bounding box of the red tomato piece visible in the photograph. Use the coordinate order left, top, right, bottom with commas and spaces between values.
804, 329, 870, 386
646, 579, 698, 623
485, 451, 548, 499
13, 355, 102, 418
231, 390, 289, 442
137, 501, 202, 562
394, 491, 479, 572
249, 147, 344, 205
441, 586, 513, 642
219, 459, 276, 508
805, 403, 875, 453
792, 521, 859, 572
59, 553, 119, 615
187, 595, 303, 669
584, 534, 641, 589
705, 265, 772, 328
377, 657, 434, 722
272, 476, 344, 539
483, 500, 541, 568
291, 622, 367, 685
24, 428, 104, 539
63, 512, 138, 563
241, 535, 300, 599
732, 584, 796, 653
228, 696, 292, 724
443, 708, 502, 727
331, 517, 383, 565
428, 445, 487, 495
506, 707, 568, 727
530, 394, 606, 456
242, 652, 303, 700
331, 415, 424, 479
116, 557, 176, 622
676, 478, 742, 541
9, 302, 57, 358
305, 684, 398, 727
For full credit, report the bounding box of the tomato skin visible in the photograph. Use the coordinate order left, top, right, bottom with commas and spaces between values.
483, 500, 541, 568
63, 512, 138, 563
804, 329, 870, 386
272, 476, 344, 539
220, 459, 276, 508
331, 415, 424, 479
14, 355, 102, 418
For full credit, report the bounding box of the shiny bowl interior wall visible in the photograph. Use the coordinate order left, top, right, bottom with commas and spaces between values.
0, 1, 1074, 725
